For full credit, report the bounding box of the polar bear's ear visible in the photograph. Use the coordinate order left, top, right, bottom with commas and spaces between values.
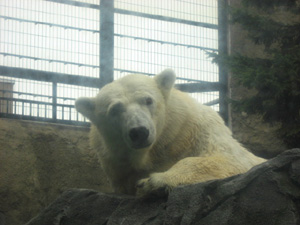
75, 97, 96, 121
154, 69, 176, 98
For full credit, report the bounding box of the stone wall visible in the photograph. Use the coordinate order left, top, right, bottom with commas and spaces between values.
0, 118, 111, 225
227, 0, 290, 158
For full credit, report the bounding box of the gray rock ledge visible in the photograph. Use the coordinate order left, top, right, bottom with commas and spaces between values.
25, 148, 300, 225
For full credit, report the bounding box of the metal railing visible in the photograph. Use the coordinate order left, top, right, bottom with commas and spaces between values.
0, 0, 227, 125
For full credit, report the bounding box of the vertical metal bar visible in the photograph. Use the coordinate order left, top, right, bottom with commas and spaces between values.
99, 0, 114, 86
22, 102, 24, 116
6, 100, 9, 114
45, 104, 47, 118
62, 106, 64, 120
218, 0, 229, 124
52, 81, 57, 120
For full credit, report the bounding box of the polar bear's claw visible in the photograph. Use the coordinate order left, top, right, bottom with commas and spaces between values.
136, 174, 173, 197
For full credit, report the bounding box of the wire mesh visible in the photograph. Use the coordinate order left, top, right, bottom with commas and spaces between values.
114, 0, 219, 107
0, 75, 52, 117
115, 0, 218, 24
0, 0, 99, 76
0, 0, 100, 122
56, 83, 99, 122
0, 0, 221, 124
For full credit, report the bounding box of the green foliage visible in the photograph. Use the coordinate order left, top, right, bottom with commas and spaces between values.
241, 0, 298, 11
211, 0, 300, 148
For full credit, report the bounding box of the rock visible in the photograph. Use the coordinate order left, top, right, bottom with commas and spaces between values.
0, 118, 111, 225
25, 149, 300, 225
232, 113, 287, 158
0, 212, 5, 225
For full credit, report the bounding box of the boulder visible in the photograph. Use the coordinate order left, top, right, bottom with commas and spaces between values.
25, 149, 300, 225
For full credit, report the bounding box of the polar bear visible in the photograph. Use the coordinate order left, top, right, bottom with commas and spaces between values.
75, 69, 265, 195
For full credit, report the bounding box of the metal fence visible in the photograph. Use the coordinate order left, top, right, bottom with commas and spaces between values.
0, 0, 227, 126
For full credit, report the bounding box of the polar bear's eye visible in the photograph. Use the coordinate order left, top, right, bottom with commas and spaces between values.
145, 97, 153, 105
108, 102, 124, 116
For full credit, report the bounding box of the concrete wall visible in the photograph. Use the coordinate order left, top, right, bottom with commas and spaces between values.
0, 118, 111, 225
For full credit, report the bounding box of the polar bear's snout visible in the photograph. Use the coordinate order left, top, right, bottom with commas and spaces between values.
129, 126, 150, 148
124, 106, 156, 150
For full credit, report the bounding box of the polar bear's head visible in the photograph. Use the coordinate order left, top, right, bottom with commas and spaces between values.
75, 69, 176, 150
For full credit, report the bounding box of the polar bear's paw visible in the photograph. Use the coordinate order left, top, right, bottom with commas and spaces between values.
136, 173, 174, 197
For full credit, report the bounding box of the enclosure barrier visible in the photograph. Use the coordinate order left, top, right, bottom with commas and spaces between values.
0, 0, 227, 125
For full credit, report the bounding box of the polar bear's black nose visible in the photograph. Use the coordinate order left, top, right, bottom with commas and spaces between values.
129, 126, 149, 145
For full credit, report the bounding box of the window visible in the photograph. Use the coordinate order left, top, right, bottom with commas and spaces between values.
0, 0, 226, 125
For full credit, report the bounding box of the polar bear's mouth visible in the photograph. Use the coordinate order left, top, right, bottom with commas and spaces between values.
131, 142, 152, 149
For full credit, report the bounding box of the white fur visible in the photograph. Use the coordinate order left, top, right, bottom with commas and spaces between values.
75, 69, 265, 195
